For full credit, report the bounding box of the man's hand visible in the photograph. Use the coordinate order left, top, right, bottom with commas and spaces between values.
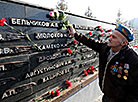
68, 25, 76, 37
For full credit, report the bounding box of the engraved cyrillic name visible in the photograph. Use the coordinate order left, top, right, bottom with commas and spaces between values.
2, 89, 17, 99
83, 58, 97, 65
25, 58, 79, 79
38, 52, 69, 63
82, 53, 94, 60
80, 47, 92, 53
37, 43, 67, 50
42, 68, 70, 83
0, 65, 6, 72
74, 24, 94, 30
0, 46, 31, 55
9, 17, 58, 28
2, 82, 36, 99
34, 32, 69, 40
0, 32, 25, 42
40, 65, 79, 83
40, 65, 78, 83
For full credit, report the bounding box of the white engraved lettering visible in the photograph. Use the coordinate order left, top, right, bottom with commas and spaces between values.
0, 65, 7, 72
25, 58, 75, 79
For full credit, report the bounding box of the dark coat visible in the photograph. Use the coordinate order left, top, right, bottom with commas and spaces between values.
74, 33, 138, 102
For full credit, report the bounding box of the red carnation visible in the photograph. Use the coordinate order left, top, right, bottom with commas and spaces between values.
51, 90, 55, 97
99, 28, 104, 32
106, 29, 112, 32
90, 66, 93, 69
88, 32, 92, 35
100, 34, 104, 36
89, 66, 96, 73
0, 18, 6, 26
67, 48, 72, 53
49, 11, 54, 17
55, 90, 60, 96
96, 26, 101, 28
91, 70, 94, 74
90, 68, 93, 71
88, 70, 90, 74
93, 67, 96, 71
66, 80, 71, 87
133, 45, 138, 47
90, 68, 93, 70
84, 69, 88, 76
48, 91, 51, 95
73, 40, 77, 44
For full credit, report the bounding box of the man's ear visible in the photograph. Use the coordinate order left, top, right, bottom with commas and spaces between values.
121, 40, 128, 46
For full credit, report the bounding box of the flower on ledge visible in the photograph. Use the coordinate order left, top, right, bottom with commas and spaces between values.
67, 48, 72, 54
66, 80, 71, 88
90, 66, 96, 71
51, 90, 55, 97
73, 40, 77, 44
109, 34, 111, 38
55, 90, 60, 96
133, 45, 138, 48
88, 69, 94, 74
88, 32, 92, 35
89, 66, 97, 74
84, 69, 88, 76
94, 26, 104, 33
49, 90, 60, 97
106, 29, 112, 33
99, 28, 104, 33
95, 26, 101, 29
100, 34, 104, 37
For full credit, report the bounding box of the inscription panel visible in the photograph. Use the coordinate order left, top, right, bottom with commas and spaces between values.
0, 1, 116, 102
9, 17, 58, 28
0, 32, 25, 42
34, 32, 69, 40
0, 46, 32, 56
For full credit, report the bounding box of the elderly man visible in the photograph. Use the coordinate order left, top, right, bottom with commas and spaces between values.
68, 24, 138, 102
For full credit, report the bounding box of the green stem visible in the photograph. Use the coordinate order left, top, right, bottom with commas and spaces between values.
5, 23, 24, 35
4, 22, 41, 50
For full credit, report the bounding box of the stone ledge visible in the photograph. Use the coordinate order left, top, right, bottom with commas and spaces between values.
53, 73, 98, 102
32, 73, 98, 102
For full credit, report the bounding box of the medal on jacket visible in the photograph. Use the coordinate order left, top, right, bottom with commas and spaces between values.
123, 63, 129, 80
124, 64, 129, 69
118, 66, 123, 74
124, 69, 128, 73
110, 70, 115, 75
110, 62, 129, 80
123, 76, 127, 80
117, 74, 121, 78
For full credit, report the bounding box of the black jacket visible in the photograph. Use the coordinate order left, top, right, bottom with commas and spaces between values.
74, 33, 138, 102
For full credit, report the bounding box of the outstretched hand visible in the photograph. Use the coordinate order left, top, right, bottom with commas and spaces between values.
68, 25, 76, 37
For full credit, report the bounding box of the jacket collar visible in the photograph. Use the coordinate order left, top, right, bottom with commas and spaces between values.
107, 45, 129, 61
116, 45, 129, 61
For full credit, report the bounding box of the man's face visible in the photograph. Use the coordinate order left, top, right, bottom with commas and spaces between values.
107, 30, 123, 48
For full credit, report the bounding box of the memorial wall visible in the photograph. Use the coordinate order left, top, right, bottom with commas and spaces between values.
0, 0, 116, 102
